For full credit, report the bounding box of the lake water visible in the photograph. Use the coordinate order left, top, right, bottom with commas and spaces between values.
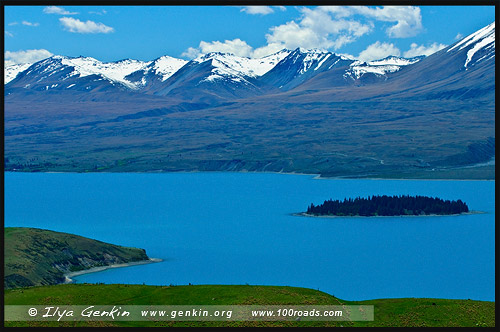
4, 172, 495, 301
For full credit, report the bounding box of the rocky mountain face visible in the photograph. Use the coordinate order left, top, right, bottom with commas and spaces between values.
4, 22, 495, 178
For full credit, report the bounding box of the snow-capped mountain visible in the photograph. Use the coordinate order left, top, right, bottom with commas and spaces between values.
148, 56, 189, 81
288, 21, 494, 101
60, 57, 150, 89
4, 62, 33, 84
4, 21, 495, 102
1, 51, 424, 92
447, 21, 495, 69
4, 22, 495, 176
192, 49, 291, 84
4, 50, 292, 101
261, 48, 354, 90
344, 55, 425, 80
138, 50, 292, 102
371, 21, 496, 100
124, 55, 188, 89
6, 55, 151, 92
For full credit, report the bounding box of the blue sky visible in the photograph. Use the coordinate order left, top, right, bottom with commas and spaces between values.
4, 5, 495, 65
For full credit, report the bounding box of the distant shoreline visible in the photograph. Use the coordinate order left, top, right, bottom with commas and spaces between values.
4, 168, 495, 181
63, 258, 162, 283
292, 211, 486, 219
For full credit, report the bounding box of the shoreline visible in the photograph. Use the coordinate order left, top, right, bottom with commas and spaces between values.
63, 258, 163, 284
292, 211, 486, 219
4, 169, 495, 181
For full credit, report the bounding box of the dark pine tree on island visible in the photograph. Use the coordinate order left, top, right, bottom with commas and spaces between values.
306, 195, 469, 217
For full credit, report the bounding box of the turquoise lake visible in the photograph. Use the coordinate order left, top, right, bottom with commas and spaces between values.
4, 172, 495, 301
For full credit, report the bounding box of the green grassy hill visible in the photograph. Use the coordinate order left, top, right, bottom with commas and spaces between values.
4, 227, 149, 289
4, 284, 495, 327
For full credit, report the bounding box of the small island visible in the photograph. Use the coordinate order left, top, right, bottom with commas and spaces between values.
305, 195, 469, 217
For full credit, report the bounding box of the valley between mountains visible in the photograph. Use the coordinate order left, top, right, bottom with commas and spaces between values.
4, 22, 495, 179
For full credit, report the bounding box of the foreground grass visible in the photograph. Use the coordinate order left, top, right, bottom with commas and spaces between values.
4, 284, 494, 327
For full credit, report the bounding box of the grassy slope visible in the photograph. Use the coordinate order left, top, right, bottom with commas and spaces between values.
4, 97, 495, 179
4, 227, 149, 289
4, 284, 494, 327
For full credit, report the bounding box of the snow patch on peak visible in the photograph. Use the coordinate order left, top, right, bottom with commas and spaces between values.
194, 50, 292, 84
282, 48, 336, 74
151, 56, 187, 81
256, 49, 291, 71
448, 22, 495, 68
464, 38, 495, 68
367, 56, 421, 66
4, 62, 32, 84
59, 57, 150, 89
200, 55, 258, 84
193, 52, 231, 63
448, 21, 495, 53
49, 55, 68, 61
345, 56, 422, 80
314, 53, 331, 71
297, 47, 328, 54
300, 52, 332, 74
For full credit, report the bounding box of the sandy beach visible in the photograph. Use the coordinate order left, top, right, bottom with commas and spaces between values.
63, 258, 162, 283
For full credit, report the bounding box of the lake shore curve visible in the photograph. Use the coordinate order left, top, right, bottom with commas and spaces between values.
63, 258, 163, 284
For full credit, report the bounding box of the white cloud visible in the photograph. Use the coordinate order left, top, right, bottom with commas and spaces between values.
403, 42, 447, 58
265, 20, 325, 49
252, 7, 374, 56
43, 6, 78, 15
251, 5, 423, 57
182, 38, 253, 58
22, 21, 39, 27
5, 31, 14, 38
5, 49, 53, 66
322, 6, 423, 38
183, 6, 374, 59
240, 6, 275, 15
358, 41, 401, 62
359, 6, 422, 38
8, 22, 18, 26
89, 9, 107, 15
319, 6, 356, 18
251, 43, 288, 59
200, 39, 253, 57
182, 5, 425, 60
59, 17, 114, 34
181, 47, 201, 59
455, 33, 463, 40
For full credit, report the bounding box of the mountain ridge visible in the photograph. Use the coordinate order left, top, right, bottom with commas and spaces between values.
3, 22, 495, 179
4, 48, 424, 91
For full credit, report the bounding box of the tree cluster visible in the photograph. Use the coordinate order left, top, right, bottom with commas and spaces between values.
306, 195, 469, 217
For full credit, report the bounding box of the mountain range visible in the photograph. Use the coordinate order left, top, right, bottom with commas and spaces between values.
4, 22, 495, 179
4, 48, 425, 101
